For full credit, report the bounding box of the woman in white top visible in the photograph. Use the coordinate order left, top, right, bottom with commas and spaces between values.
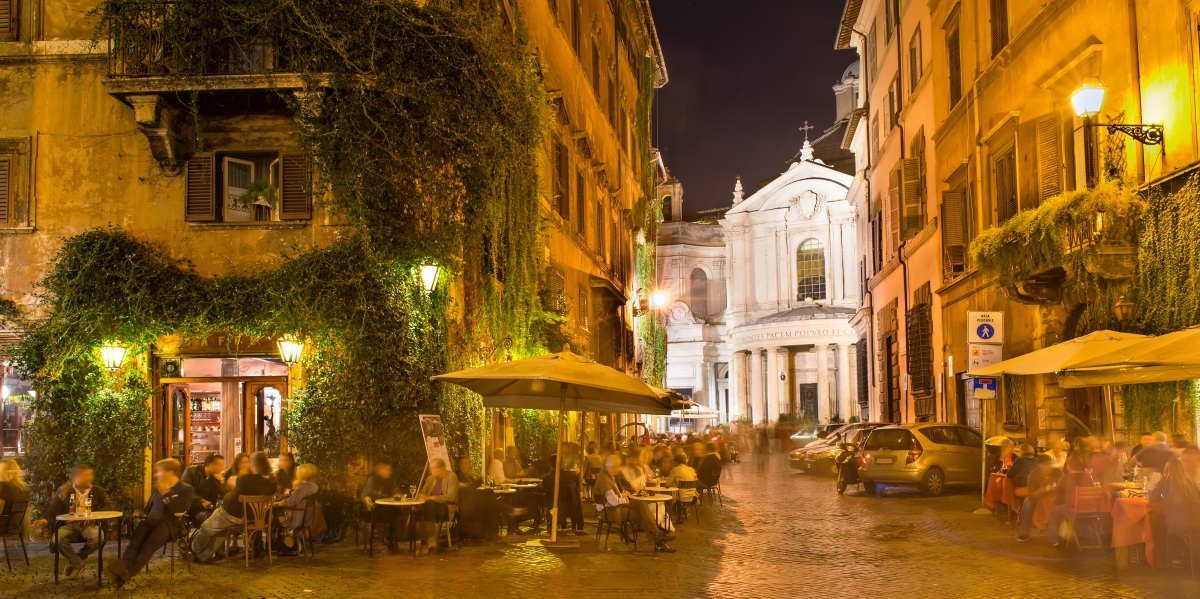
488, 449, 508, 484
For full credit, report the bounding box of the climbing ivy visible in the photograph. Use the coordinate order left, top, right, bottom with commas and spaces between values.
633, 57, 666, 386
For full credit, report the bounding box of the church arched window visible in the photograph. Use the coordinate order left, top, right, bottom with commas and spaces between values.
661, 196, 672, 222
796, 239, 827, 301
688, 269, 708, 318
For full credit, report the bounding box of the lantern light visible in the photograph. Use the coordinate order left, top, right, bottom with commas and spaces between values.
1113, 296, 1135, 324
1071, 82, 1106, 119
276, 335, 305, 366
99, 342, 128, 372
419, 263, 441, 293
650, 291, 669, 310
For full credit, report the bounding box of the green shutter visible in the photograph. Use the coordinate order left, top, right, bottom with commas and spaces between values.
279, 152, 312, 220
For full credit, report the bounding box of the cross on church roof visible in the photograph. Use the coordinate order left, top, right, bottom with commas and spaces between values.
799, 121, 814, 141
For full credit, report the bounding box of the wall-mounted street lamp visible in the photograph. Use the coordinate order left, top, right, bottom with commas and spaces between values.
276, 334, 305, 366
1071, 81, 1164, 187
418, 263, 441, 294
1113, 295, 1135, 327
99, 342, 128, 372
650, 291, 670, 310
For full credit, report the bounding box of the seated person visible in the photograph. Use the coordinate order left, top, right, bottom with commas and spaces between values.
0, 458, 31, 515
181, 453, 225, 526
593, 455, 674, 552
1135, 432, 1180, 472
488, 449, 508, 485
665, 454, 699, 502
106, 459, 193, 588
415, 458, 459, 556
620, 453, 650, 492
222, 453, 251, 492
191, 452, 277, 562
1006, 444, 1038, 492
1015, 454, 1063, 543
503, 446, 526, 479
996, 439, 1015, 472
696, 443, 723, 488
455, 456, 482, 489
275, 452, 297, 495
275, 463, 319, 552
539, 459, 583, 532
47, 465, 112, 579
359, 462, 397, 503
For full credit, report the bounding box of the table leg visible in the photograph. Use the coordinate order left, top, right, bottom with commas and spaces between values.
408, 507, 417, 556
53, 524, 59, 584
368, 511, 374, 558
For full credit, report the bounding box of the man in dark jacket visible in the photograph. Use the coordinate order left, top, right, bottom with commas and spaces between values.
190, 452, 277, 562
181, 454, 225, 525
47, 464, 111, 579
105, 459, 194, 588
696, 443, 723, 488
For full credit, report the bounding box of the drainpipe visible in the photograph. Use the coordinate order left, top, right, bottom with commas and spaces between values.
893, 0, 911, 424
1126, 0, 1146, 183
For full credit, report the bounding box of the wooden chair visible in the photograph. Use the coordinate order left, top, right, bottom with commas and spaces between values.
674, 480, 701, 525
0, 499, 29, 572
236, 496, 274, 567
593, 501, 635, 551
1068, 486, 1109, 551
276, 494, 319, 559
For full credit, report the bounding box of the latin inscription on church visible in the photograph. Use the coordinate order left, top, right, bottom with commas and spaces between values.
733, 328, 856, 345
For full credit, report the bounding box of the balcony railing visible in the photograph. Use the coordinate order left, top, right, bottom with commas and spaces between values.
107, 1, 294, 78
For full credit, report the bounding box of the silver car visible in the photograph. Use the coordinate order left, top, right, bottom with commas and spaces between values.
857, 424, 984, 497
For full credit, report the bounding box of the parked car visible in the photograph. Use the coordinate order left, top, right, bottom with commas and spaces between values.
788, 423, 884, 473
789, 424, 841, 448
857, 424, 985, 497
801, 423, 888, 476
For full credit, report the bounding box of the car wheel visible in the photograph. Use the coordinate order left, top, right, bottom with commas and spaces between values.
920, 467, 946, 497
863, 481, 877, 495
829, 460, 839, 476
836, 471, 847, 495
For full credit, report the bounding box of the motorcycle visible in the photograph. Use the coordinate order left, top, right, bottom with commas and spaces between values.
835, 441, 864, 495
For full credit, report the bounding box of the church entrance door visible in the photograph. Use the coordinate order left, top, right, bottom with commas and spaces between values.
799, 384, 818, 420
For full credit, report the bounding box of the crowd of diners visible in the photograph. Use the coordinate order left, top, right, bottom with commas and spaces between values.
996, 431, 1200, 554
0, 451, 318, 588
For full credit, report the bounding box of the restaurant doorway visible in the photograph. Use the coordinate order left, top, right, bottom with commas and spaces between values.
155, 356, 289, 466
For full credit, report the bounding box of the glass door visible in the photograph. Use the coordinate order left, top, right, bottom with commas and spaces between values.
244, 382, 286, 457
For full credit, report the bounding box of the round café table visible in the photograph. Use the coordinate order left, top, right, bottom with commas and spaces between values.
371, 498, 425, 557
54, 511, 123, 588
643, 486, 681, 523
630, 494, 672, 550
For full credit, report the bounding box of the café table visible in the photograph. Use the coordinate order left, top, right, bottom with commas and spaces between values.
54, 511, 123, 588
1111, 496, 1156, 567
630, 493, 672, 550
371, 498, 425, 557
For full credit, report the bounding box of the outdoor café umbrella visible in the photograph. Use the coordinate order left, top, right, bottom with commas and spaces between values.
965, 330, 1148, 377
432, 349, 672, 545
1059, 326, 1200, 388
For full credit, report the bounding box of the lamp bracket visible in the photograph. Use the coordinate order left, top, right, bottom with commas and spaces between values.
1104, 123, 1164, 146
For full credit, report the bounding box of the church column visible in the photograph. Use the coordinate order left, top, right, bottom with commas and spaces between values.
766, 346, 780, 423
837, 343, 853, 422
749, 349, 764, 423
730, 351, 744, 421
777, 347, 791, 416
848, 342, 860, 420
816, 344, 831, 422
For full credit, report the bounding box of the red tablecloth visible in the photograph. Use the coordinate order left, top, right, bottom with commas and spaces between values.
1111, 497, 1156, 567
985, 473, 1019, 510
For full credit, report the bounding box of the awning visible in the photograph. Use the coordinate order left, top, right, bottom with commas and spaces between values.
966, 330, 1148, 377
1059, 326, 1200, 388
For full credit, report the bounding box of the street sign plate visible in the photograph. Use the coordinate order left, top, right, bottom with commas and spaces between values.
968, 311, 1004, 344
968, 343, 1003, 371
972, 377, 998, 400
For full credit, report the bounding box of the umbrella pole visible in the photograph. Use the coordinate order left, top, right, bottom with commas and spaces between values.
1105, 385, 1117, 444
578, 411, 586, 500
550, 383, 566, 544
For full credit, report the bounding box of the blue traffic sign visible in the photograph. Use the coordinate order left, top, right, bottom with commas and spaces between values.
976, 324, 995, 340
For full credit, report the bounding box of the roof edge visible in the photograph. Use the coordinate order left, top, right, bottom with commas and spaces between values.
835, 0, 864, 50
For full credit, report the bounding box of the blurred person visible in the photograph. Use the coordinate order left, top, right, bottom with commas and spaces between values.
1134, 432, 1179, 472
455, 456, 482, 489
47, 465, 111, 579
620, 452, 650, 492
223, 453, 251, 490
696, 442, 723, 488
1182, 446, 1200, 481
997, 439, 1016, 470
665, 454, 698, 503
1172, 434, 1195, 450
181, 453, 225, 525
0, 458, 30, 512
191, 452, 276, 562
275, 452, 297, 494
359, 461, 396, 501
1015, 454, 1063, 543
488, 449, 508, 485
593, 454, 674, 552
106, 459, 193, 588
503, 446, 526, 479
1131, 432, 1153, 457
1047, 438, 1070, 468
415, 458, 458, 556
1006, 444, 1038, 490
275, 463, 319, 552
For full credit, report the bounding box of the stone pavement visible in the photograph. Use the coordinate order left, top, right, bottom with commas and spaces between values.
3, 454, 1199, 598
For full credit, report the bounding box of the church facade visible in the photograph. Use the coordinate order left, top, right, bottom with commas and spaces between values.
657, 64, 867, 425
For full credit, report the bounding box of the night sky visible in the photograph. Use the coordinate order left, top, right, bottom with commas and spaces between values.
652, 1, 855, 213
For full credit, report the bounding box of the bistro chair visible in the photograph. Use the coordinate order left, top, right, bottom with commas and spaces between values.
233, 496, 274, 567
1067, 486, 1109, 552
1, 499, 30, 571
276, 494, 319, 559
593, 500, 635, 551
674, 480, 701, 525
1164, 501, 1200, 578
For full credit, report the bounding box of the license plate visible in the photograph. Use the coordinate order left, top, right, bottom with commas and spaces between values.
875, 457, 895, 465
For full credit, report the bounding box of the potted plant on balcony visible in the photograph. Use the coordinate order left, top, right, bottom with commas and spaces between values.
234, 180, 278, 222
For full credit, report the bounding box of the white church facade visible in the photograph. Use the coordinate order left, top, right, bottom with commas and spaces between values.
656, 64, 868, 425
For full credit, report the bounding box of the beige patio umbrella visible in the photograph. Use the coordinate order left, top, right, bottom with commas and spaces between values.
966, 330, 1149, 377
1059, 326, 1200, 388
432, 349, 672, 545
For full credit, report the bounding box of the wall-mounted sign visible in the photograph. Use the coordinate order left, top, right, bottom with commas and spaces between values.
968, 311, 1004, 344
968, 343, 1003, 371
972, 377, 997, 400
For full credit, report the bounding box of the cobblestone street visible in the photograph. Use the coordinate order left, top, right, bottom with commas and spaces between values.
4, 454, 1199, 599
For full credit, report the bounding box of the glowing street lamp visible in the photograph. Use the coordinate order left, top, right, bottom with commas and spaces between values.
418, 263, 441, 294
99, 342, 128, 372
276, 334, 305, 366
650, 291, 670, 310
1070, 82, 1106, 119
1070, 80, 1163, 188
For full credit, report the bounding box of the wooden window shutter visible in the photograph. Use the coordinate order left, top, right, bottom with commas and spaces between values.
279, 153, 312, 220
900, 157, 923, 240
990, 0, 1009, 57
887, 168, 901, 257
554, 270, 566, 312
941, 190, 968, 277
575, 171, 587, 235
0, 0, 15, 42
995, 149, 1017, 223
0, 153, 12, 226
555, 141, 569, 220
596, 200, 605, 256
579, 286, 589, 330
1036, 115, 1062, 201
184, 152, 217, 222
947, 26, 962, 108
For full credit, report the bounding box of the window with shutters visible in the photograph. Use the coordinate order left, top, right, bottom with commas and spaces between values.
906, 284, 934, 413
888, 76, 902, 128
553, 139, 570, 221
884, 0, 896, 42
900, 131, 927, 240
553, 270, 567, 312
607, 77, 616, 126
1, 0, 16, 41
184, 150, 311, 223
884, 181, 900, 259
946, 18, 962, 108
908, 26, 922, 93
870, 114, 880, 164
0, 153, 12, 226
796, 238, 827, 301
1003, 373, 1026, 427
575, 171, 587, 236
856, 339, 870, 410
990, 0, 1009, 57
609, 216, 617, 266
941, 187, 970, 280
866, 22, 878, 80
578, 286, 590, 330
871, 211, 883, 272
595, 199, 605, 258
591, 43, 600, 94
1036, 115, 1063, 202
994, 146, 1018, 224
571, 0, 582, 56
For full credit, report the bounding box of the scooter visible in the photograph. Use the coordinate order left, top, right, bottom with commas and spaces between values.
835, 441, 863, 495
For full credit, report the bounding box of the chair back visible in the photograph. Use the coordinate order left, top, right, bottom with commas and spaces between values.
0, 500, 28, 535
239, 495, 275, 532
1072, 486, 1108, 514
299, 493, 319, 530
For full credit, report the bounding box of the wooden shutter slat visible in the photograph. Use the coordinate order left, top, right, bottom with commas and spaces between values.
995, 149, 1017, 223
990, 0, 1009, 56
575, 171, 586, 235
887, 169, 901, 257
947, 27, 962, 107
942, 190, 967, 275
185, 152, 216, 222
0, 154, 11, 226
1036, 115, 1062, 201
555, 141, 570, 220
901, 157, 923, 239
0, 0, 15, 42
280, 152, 311, 220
